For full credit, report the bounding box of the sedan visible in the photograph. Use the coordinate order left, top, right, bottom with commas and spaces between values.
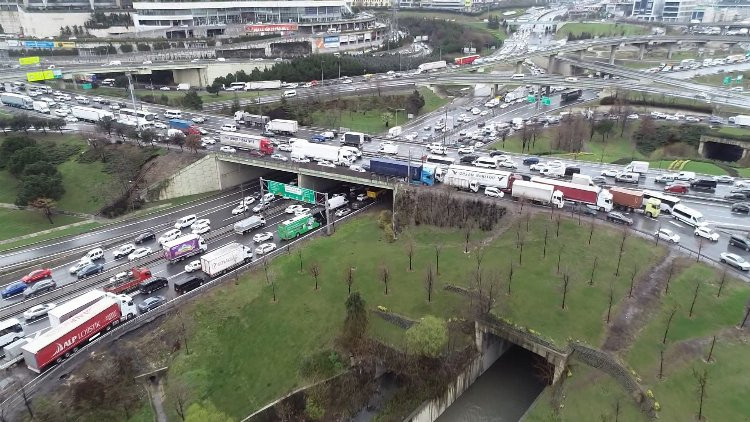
64, 116, 78, 123
53, 109, 68, 117
317, 160, 336, 168
664, 184, 688, 194
128, 247, 152, 261
606, 212, 633, 226
654, 228, 680, 243
294, 207, 311, 215
23, 303, 57, 322
21, 268, 52, 283
497, 160, 517, 169
719, 252, 750, 271
335, 208, 352, 217
252, 202, 269, 213
232, 203, 248, 215
600, 169, 619, 177
592, 176, 607, 185
530, 163, 547, 172
201, 137, 216, 145
271, 153, 288, 162
252, 232, 274, 243
154, 122, 168, 129
731, 202, 750, 214
724, 192, 747, 201
1, 282, 27, 299
77, 262, 104, 279
457, 146, 475, 154
254, 242, 277, 256
286, 204, 306, 214
23, 279, 56, 299
134, 230, 156, 244
69, 259, 93, 274
626, 114, 639, 120
184, 260, 202, 273
220, 146, 237, 153
278, 144, 293, 152
190, 218, 210, 229
716, 175, 735, 184
694, 226, 720, 242
349, 165, 366, 172
191, 116, 206, 123
192, 223, 210, 235
113, 244, 136, 260
137, 296, 166, 313
654, 175, 676, 184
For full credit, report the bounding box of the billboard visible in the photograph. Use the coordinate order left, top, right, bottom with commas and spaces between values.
26, 70, 55, 82
19, 56, 40, 66
54, 41, 76, 49
323, 36, 339, 48
245, 23, 298, 33
23, 40, 54, 49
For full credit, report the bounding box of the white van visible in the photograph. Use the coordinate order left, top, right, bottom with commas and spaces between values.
473, 156, 499, 169
174, 214, 198, 229
282, 89, 297, 98
101, 78, 116, 87
510, 74, 525, 79
85, 247, 104, 261
675, 171, 696, 181
164, 109, 182, 119
672, 204, 707, 227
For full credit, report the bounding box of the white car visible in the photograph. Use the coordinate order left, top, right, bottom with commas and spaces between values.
192, 222, 210, 235
128, 247, 152, 261
694, 226, 719, 242
291, 156, 311, 163
64, 115, 78, 123
349, 165, 366, 172
158, 229, 182, 245
192, 116, 206, 123
471, 108, 481, 115
720, 252, 750, 271
160, 87, 171, 91
142, 60, 153, 65
232, 203, 249, 215
112, 244, 136, 260
294, 207, 311, 216
109, 271, 129, 284
685, 116, 701, 123
221, 124, 237, 132
69, 258, 92, 274
484, 187, 504, 198
220, 146, 237, 153
480, 110, 490, 116
201, 137, 216, 145
498, 160, 517, 169
654, 228, 680, 243
317, 160, 336, 168
252, 202, 269, 213
601, 169, 619, 177
242, 196, 256, 206
530, 163, 547, 172
154, 122, 168, 129
356, 193, 367, 201
458, 146, 475, 154
254, 242, 277, 255
54, 109, 68, 117
278, 144, 293, 152
23, 303, 57, 321
252, 232, 274, 243
271, 153, 288, 162
184, 260, 202, 273
335, 208, 351, 217
285, 204, 306, 214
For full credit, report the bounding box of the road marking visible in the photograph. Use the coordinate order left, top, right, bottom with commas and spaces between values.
669, 221, 684, 228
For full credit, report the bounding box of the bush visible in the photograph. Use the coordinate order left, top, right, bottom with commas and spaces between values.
136, 43, 151, 52
119, 43, 133, 53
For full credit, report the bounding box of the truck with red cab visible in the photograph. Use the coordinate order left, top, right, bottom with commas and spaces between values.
103, 267, 152, 294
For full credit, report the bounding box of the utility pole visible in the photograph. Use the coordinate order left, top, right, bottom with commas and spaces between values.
126, 73, 140, 131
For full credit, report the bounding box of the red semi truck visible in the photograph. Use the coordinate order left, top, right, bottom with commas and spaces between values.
454, 55, 480, 65
21, 296, 137, 373
530, 176, 613, 212
103, 267, 152, 294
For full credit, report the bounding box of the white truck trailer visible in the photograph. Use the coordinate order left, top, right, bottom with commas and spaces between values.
200, 243, 253, 278
291, 140, 355, 165
32, 100, 50, 114
417, 60, 447, 73
443, 165, 515, 193
247, 80, 282, 90
511, 180, 564, 207
71, 106, 114, 122
266, 119, 298, 135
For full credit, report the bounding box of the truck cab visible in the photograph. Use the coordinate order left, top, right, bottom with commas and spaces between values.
109, 293, 137, 320
644, 198, 661, 218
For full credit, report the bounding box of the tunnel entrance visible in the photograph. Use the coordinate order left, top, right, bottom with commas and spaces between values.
702, 141, 745, 162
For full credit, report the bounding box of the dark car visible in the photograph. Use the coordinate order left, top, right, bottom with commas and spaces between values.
731, 202, 750, 214
139, 277, 168, 295
690, 178, 717, 190
23, 279, 56, 299
489, 150, 507, 157
310, 134, 326, 143
174, 276, 204, 295
261, 131, 275, 137
76, 262, 104, 279
460, 154, 479, 164
137, 296, 166, 313
730, 188, 750, 198
1, 281, 27, 299
564, 167, 581, 176
522, 156, 540, 166
592, 176, 607, 185
729, 235, 750, 251
134, 230, 156, 244
606, 211, 633, 225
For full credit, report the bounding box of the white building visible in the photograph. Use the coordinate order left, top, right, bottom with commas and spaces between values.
661, 0, 696, 21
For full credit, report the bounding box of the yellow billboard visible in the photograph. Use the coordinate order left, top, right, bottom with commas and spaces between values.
26, 70, 55, 82
54, 42, 76, 49
19, 56, 40, 66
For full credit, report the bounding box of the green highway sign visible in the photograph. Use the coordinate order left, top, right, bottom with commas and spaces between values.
737, 74, 744, 81
723, 76, 732, 85
527, 95, 536, 103
82, 83, 92, 90
541, 96, 551, 106
268, 181, 315, 205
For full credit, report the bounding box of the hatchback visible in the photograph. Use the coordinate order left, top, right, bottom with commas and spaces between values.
134, 230, 155, 244
664, 184, 688, 194
1, 282, 27, 299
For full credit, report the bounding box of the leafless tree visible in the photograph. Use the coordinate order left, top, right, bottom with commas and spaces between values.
543, 227, 549, 258
525, 211, 531, 232
628, 266, 638, 298
557, 248, 562, 274
485, 270, 500, 314
174, 308, 193, 355
658, 346, 665, 379
168, 378, 192, 421
561, 272, 570, 310
297, 249, 303, 273
555, 216, 561, 237
589, 217, 595, 245
20, 383, 32, 419
615, 228, 629, 276
345, 265, 354, 294
705, 335, 717, 363
380, 264, 390, 295
665, 262, 675, 294
464, 222, 472, 253
434, 243, 442, 275
694, 368, 708, 421
309, 262, 321, 290
689, 280, 701, 318
696, 238, 704, 262
406, 238, 415, 271
425, 265, 435, 302
606, 283, 615, 324
613, 399, 621, 422
717, 270, 727, 298
663, 307, 678, 344
264, 257, 276, 302
518, 234, 525, 265
740, 305, 750, 329
589, 257, 598, 286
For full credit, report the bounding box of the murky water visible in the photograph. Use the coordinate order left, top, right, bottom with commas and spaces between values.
436, 347, 546, 422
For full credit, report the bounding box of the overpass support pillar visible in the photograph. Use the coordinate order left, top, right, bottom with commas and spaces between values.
547, 55, 556, 74
608, 45, 617, 65
667, 44, 675, 59
265, 45, 272, 56
577, 49, 583, 60
515, 60, 523, 74
638, 43, 646, 61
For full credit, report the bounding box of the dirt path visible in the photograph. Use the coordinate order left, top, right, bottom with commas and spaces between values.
602, 251, 677, 353
145, 376, 168, 422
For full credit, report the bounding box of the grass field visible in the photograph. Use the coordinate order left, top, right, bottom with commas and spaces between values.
714, 126, 750, 138
555, 23, 649, 40
0, 221, 100, 251
56, 158, 118, 214
692, 71, 750, 89
649, 160, 728, 175
0, 208, 84, 242
0, 170, 18, 203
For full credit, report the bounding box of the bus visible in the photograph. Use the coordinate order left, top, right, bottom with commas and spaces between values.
0, 318, 24, 348
118, 108, 157, 122
643, 190, 680, 213
277, 214, 320, 240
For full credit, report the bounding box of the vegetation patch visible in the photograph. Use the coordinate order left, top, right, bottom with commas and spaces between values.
556, 22, 650, 40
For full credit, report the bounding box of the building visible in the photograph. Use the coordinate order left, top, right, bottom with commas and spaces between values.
661, 0, 696, 21
397, 0, 470, 11
631, 0, 665, 20
356, 0, 393, 7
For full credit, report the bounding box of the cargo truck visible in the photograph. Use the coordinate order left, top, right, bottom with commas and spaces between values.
623, 160, 649, 176
234, 215, 266, 235
530, 176, 613, 211
417, 60, 447, 73
278, 213, 321, 240
291, 140, 355, 166
219, 131, 274, 155
103, 267, 153, 294
162, 234, 207, 263
369, 158, 421, 180
71, 106, 114, 123
511, 180, 564, 207
327, 195, 349, 210
731, 115, 750, 127
610, 186, 661, 217
49, 290, 135, 327
32, 100, 50, 114
561, 89, 583, 103
234, 112, 270, 128
169, 118, 201, 135
266, 119, 298, 135
21, 296, 137, 373
200, 242, 253, 278
443, 165, 518, 193
247, 80, 282, 90
342, 131, 371, 147
0, 93, 33, 109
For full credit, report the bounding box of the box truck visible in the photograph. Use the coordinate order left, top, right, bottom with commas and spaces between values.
71, 106, 114, 123
169, 118, 201, 135
266, 119, 298, 135
103, 267, 153, 294
443, 165, 517, 193
219, 132, 274, 155
511, 180, 564, 207
234, 215, 266, 235
291, 140, 355, 166
327, 195, 349, 210
247, 80, 282, 90
22, 296, 137, 373
623, 160, 649, 176
530, 176, 613, 211
379, 143, 399, 155
162, 234, 207, 263
32, 100, 50, 114
342, 131, 370, 147
731, 115, 750, 127
388, 126, 403, 138
0, 93, 33, 109
200, 242, 253, 278
610, 186, 661, 217
278, 214, 321, 240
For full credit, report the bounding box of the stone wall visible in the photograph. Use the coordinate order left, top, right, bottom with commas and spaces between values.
145, 154, 220, 201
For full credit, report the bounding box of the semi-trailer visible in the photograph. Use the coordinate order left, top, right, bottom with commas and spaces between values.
219, 131, 274, 155
443, 165, 518, 193
233, 111, 270, 128
266, 119, 298, 135
368, 158, 435, 185
510, 180, 564, 207
417, 60, 447, 73
0, 93, 33, 109
610, 186, 661, 217
71, 106, 114, 122
21, 296, 138, 373
247, 80, 282, 90
162, 234, 207, 263
291, 140, 355, 165
168, 118, 201, 135
530, 176, 613, 211
200, 242, 253, 278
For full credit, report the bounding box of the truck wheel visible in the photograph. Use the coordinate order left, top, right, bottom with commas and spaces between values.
646, 212, 653, 218
64, 352, 71, 358
73, 347, 79, 353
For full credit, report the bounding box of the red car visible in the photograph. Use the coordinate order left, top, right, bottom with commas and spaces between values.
22, 268, 52, 283
664, 184, 689, 194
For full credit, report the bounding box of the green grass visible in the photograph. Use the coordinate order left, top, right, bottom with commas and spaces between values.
692, 71, 750, 89
0, 170, 18, 203
0, 221, 101, 252
56, 158, 119, 214
649, 160, 728, 176
555, 23, 649, 40
714, 126, 750, 138
736, 167, 750, 178
0, 208, 84, 242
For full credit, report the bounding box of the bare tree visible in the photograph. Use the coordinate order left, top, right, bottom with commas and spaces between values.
297, 249, 303, 273
665, 262, 675, 294
694, 368, 708, 421
486, 270, 500, 314
345, 265, 354, 294
740, 304, 750, 329
689, 280, 701, 318
425, 265, 435, 302
606, 283, 615, 324
555, 216, 561, 237
168, 378, 192, 421
543, 227, 549, 258
309, 262, 321, 290
628, 266, 638, 298
557, 248, 562, 274
705, 335, 717, 363
717, 270, 727, 298
464, 223, 472, 253
615, 228, 629, 276
589, 257, 598, 286
696, 238, 704, 262
20, 384, 32, 419
380, 264, 390, 295
658, 346, 665, 379
406, 238, 415, 271
589, 217, 595, 244
264, 257, 276, 302
518, 233, 525, 265
434, 244, 442, 275
561, 273, 570, 310
663, 307, 678, 344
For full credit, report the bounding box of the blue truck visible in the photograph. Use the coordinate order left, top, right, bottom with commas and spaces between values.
168, 119, 201, 135
369, 158, 435, 185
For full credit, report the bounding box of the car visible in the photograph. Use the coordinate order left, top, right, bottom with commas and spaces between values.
241, 196, 256, 206
64, 115, 79, 124
76, 262, 104, 279
601, 169, 619, 177
201, 136, 216, 145
664, 184, 688, 194
69, 258, 93, 274
137, 296, 166, 313
291, 156, 311, 163
715, 175, 735, 184
530, 162, 547, 172
458, 146, 475, 154
190, 218, 210, 230
160, 87, 171, 91
232, 203, 249, 215
1, 281, 27, 299
592, 176, 607, 184
53, 109, 68, 117
606, 212, 633, 225
730, 188, 750, 198
252, 202, 269, 213
113, 244, 136, 260
731, 202, 750, 214
278, 144, 293, 152
192, 222, 210, 235
254, 242, 277, 255
356, 193, 367, 202
317, 160, 336, 168
135, 230, 156, 244
498, 160, 517, 169
23, 279, 56, 298
484, 187, 503, 198
23, 303, 57, 321
349, 165, 366, 172
285, 204, 306, 214
158, 229, 182, 245
184, 260, 202, 273
271, 153, 288, 162
260, 192, 275, 204
294, 207, 311, 215
154, 122, 168, 129
627, 114, 639, 120
725, 192, 747, 201
220, 146, 237, 153
220, 124, 238, 132
142, 60, 153, 65
719, 252, 750, 271
335, 207, 352, 217
654, 174, 676, 184
191, 116, 206, 123
108, 271, 129, 284
252, 232, 274, 243
128, 247, 152, 261
654, 228, 680, 243
694, 226, 719, 242
21, 268, 52, 283
522, 157, 540, 166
